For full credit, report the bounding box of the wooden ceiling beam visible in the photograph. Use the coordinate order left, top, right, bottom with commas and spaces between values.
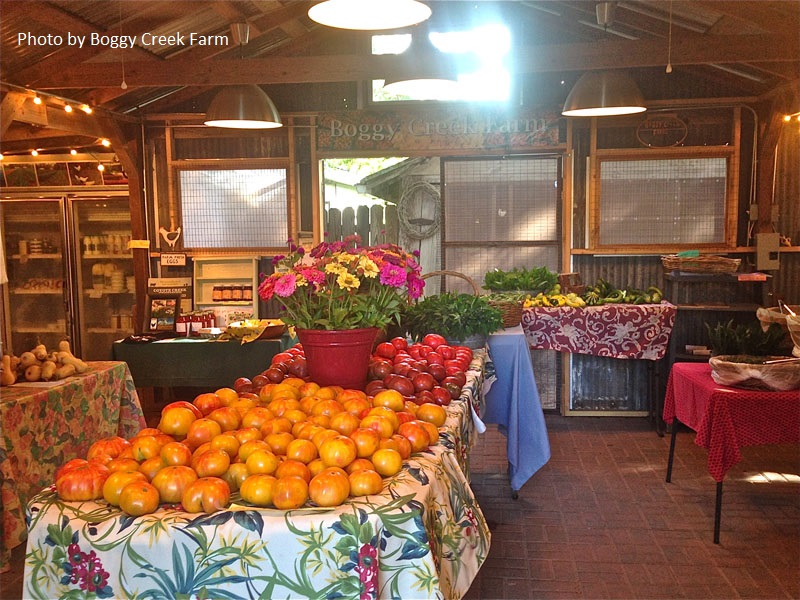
27, 33, 798, 89
694, 1, 799, 34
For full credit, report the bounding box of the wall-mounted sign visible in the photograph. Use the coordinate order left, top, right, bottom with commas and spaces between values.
636, 114, 688, 147
317, 107, 564, 154
160, 252, 186, 267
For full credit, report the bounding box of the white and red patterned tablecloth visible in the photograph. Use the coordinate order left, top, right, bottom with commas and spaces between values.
521, 302, 677, 360
663, 362, 800, 481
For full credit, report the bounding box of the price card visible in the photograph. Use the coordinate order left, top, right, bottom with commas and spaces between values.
160, 253, 186, 267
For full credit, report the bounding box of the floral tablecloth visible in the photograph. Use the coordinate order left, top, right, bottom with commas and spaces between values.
1, 361, 146, 573
521, 302, 677, 360
22, 354, 491, 599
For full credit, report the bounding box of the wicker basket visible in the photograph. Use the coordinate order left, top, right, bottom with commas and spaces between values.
661, 254, 741, 274
487, 298, 524, 328
420, 270, 480, 295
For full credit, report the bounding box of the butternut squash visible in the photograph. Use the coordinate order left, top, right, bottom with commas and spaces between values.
40, 360, 57, 381
32, 343, 48, 361
54, 363, 76, 379
25, 364, 42, 382
1, 355, 16, 386
19, 352, 39, 369
56, 351, 89, 374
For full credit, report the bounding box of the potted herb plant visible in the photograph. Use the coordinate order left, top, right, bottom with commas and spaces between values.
400, 292, 504, 349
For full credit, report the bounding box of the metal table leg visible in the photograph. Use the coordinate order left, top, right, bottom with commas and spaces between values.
666, 417, 679, 483
714, 481, 723, 544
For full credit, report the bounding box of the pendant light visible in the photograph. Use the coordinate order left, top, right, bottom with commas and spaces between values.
382, 32, 459, 99
308, 0, 431, 30
561, 71, 646, 117
204, 24, 283, 129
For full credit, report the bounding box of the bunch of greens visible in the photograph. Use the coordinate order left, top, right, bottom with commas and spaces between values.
401, 293, 504, 342
483, 266, 558, 294
706, 320, 790, 356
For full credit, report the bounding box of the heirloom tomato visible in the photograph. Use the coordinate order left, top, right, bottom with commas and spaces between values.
374, 342, 397, 359
319, 435, 357, 469
348, 469, 383, 497
130, 435, 165, 462
151, 465, 198, 504
397, 421, 431, 453
422, 333, 446, 349
192, 392, 224, 416
118, 481, 160, 516
56, 459, 110, 501
157, 406, 198, 439
416, 403, 447, 427
184, 418, 223, 450
103, 470, 148, 506
309, 467, 350, 507
390, 336, 408, 352
162, 401, 203, 420
87, 436, 132, 462
239, 474, 278, 507
207, 406, 242, 432
272, 475, 309, 510
193, 448, 231, 478
181, 477, 231, 514
222, 462, 249, 492
160, 441, 193, 466
370, 448, 403, 477
275, 459, 312, 483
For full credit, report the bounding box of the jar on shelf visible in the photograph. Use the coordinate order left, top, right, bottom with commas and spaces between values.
221, 285, 233, 301
243, 285, 253, 301
231, 285, 243, 301
212, 285, 223, 302
176, 314, 188, 337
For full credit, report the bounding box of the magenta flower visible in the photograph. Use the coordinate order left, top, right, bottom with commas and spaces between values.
355, 543, 378, 600
379, 263, 406, 287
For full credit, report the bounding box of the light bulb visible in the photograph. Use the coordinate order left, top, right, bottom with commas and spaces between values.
33, 96, 42, 105
100, 138, 111, 147
64, 104, 73, 113
97, 164, 105, 172
31, 150, 39, 156
70, 149, 78, 155
81, 104, 93, 114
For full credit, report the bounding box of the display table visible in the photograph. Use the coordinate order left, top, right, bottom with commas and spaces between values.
112, 336, 292, 388
0, 361, 146, 573
521, 302, 676, 360
483, 326, 551, 495
663, 362, 800, 543
21, 355, 491, 599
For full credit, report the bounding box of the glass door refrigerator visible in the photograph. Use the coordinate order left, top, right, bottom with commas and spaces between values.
1, 193, 134, 360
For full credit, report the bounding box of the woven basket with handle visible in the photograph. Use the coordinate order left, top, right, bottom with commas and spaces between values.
421, 270, 522, 328
661, 254, 741, 274
420, 270, 480, 295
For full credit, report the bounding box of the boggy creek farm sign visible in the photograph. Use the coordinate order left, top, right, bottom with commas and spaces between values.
316, 107, 564, 154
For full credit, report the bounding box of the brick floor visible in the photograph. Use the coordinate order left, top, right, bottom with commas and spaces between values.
464, 415, 800, 600
2, 414, 797, 599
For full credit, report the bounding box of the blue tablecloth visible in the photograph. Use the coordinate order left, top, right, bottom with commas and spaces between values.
482, 326, 551, 492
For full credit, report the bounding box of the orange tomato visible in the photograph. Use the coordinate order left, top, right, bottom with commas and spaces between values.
222, 462, 249, 492
349, 428, 381, 458
370, 448, 403, 477
275, 459, 312, 483
328, 412, 360, 436
130, 435, 165, 462
55, 460, 110, 502
245, 449, 280, 475
160, 441, 193, 466
238, 439, 272, 462
106, 457, 141, 473
272, 475, 309, 510
214, 387, 239, 406
207, 406, 242, 432
346, 458, 376, 474
181, 477, 231, 514
260, 417, 293, 437
209, 432, 241, 459
415, 403, 447, 427
240, 407, 275, 430
265, 431, 294, 455
193, 392, 225, 416
102, 469, 148, 506
285, 438, 318, 464
151, 466, 198, 504
309, 468, 350, 507
359, 415, 394, 439
157, 406, 198, 439
367, 406, 399, 431
371, 389, 405, 412
416, 420, 440, 445
381, 434, 412, 460
348, 469, 383, 496
397, 421, 431, 453
138, 456, 166, 481
319, 435, 357, 469
193, 448, 231, 478
184, 418, 223, 450
311, 399, 345, 418
239, 474, 278, 507
118, 481, 160, 516
162, 400, 203, 420
307, 458, 327, 477
234, 427, 263, 445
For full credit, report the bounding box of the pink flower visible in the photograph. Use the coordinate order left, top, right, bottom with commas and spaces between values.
273, 273, 298, 297
379, 263, 406, 287
355, 543, 378, 600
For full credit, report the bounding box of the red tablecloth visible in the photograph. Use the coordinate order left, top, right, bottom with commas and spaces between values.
521, 302, 677, 360
663, 362, 800, 481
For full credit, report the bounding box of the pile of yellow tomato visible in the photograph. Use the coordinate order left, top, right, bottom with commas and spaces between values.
54, 378, 450, 516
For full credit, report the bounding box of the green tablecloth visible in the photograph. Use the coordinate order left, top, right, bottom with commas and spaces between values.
112, 336, 292, 388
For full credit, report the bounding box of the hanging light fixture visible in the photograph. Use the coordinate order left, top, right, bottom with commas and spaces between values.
204, 23, 282, 129
308, 0, 431, 30
561, 71, 646, 117
382, 32, 459, 99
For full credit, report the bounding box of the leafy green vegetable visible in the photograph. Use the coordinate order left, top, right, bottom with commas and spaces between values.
706, 320, 790, 356
482, 266, 558, 294
401, 293, 504, 341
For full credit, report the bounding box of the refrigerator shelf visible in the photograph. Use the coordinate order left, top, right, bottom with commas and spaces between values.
11, 289, 62, 295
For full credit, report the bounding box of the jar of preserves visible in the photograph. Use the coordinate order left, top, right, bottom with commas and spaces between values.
231, 285, 243, 301
176, 314, 188, 336
243, 285, 253, 301
221, 285, 233, 301
212, 285, 223, 302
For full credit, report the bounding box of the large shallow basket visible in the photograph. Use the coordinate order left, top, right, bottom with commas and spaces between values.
709, 355, 800, 391
661, 254, 741, 274
420, 270, 480, 295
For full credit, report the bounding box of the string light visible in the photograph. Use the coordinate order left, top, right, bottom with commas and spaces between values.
31, 150, 39, 156
63, 104, 73, 113
100, 138, 111, 147
32, 95, 42, 105
783, 112, 800, 123
97, 163, 105, 172
81, 104, 93, 114
70, 149, 78, 155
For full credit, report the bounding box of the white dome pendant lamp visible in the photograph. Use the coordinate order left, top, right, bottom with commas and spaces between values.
308, 0, 431, 30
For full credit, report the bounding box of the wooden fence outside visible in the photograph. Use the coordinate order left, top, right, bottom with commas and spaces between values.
324, 204, 400, 245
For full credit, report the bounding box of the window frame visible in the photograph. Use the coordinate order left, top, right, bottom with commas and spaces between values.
588, 146, 739, 252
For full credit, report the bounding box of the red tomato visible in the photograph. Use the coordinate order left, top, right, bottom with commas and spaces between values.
271, 352, 294, 366
368, 359, 393, 380
431, 386, 452, 406
390, 337, 408, 352
374, 342, 397, 359
422, 333, 447, 349
441, 377, 464, 400
181, 477, 231, 514
56, 460, 110, 502
425, 352, 444, 366
151, 465, 198, 504
447, 371, 467, 388
435, 345, 455, 359
427, 363, 447, 382
384, 374, 415, 397
118, 481, 160, 516
364, 380, 386, 396
412, 372, 436, 393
